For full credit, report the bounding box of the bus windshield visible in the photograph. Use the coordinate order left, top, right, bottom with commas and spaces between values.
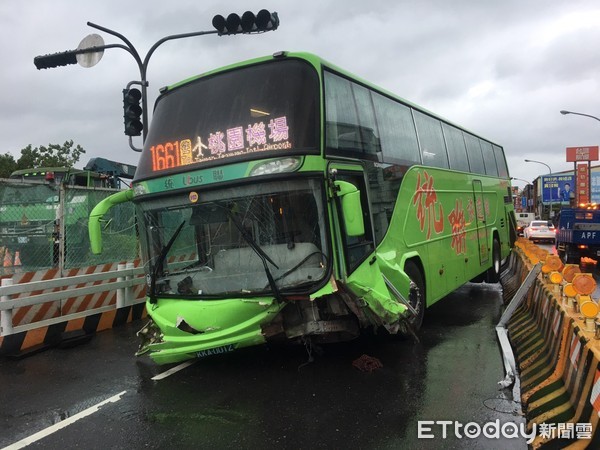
137, 178, 329, 297
135, 58, 319, 180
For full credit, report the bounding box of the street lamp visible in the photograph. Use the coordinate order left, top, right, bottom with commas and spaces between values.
511, 177, 532, 185
524, 159, 552, 174
560, 110, 600, 123
560, 109, 600, 205
511, 177, 533, 212
524, 159, 553, 219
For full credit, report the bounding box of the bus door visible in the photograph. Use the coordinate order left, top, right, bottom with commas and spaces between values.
328, 164, 376, 279
472, 180, 489, 267
328, 163, 413, 327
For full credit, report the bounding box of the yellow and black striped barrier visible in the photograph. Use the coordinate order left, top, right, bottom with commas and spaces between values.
505, 239, 600, 448
0, 303, 147, 358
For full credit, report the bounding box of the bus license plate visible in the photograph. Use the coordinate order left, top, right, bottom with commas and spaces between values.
17, 237, 29, 244
197, 344, 235, 358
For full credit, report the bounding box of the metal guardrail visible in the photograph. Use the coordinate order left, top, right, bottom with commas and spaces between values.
0, 263, 146, 336
496, 260, 542, 388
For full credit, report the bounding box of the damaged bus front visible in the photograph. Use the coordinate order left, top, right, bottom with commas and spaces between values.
92, 170, 413, 364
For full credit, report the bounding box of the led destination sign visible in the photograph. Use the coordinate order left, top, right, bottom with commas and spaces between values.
132, 59, 319, 182
149, 116, 292, 172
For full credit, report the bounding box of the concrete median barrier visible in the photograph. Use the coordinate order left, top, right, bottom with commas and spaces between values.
504, 239, 600, 448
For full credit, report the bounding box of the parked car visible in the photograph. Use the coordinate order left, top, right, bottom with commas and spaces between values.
523, 220, 556, 243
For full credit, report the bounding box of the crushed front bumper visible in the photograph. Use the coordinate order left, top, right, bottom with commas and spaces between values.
136, 297, 283, 365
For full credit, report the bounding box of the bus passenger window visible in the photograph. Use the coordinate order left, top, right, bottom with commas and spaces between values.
464, 133, 485, 175
413, 110, 449, 169
442, 123, 470, 172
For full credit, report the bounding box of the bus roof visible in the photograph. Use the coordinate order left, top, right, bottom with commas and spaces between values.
163, 51, 502, 149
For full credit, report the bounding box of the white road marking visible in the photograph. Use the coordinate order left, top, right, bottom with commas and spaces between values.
151, 360, 196, 380
2, 390, 127, 450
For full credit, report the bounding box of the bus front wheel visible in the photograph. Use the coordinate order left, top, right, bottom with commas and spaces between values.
405, 261, 425, 331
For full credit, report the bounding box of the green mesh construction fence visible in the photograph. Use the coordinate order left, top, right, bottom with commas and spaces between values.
0, 180, 138, 275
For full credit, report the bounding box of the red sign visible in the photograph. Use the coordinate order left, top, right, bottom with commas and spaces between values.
577, 163, 589, 204
566, 146, 599, 162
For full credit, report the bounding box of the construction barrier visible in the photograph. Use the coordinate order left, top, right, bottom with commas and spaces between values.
505, 239, 600, 448
0, 179, 138, 276
0, 261, 147, 358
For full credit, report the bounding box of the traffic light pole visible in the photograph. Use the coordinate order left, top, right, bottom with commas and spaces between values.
86, 22, 218, 148
34, 10, 279, 152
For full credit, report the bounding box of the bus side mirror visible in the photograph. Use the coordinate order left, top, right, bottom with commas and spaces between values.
89, 189, 134, 254
334, 180, 365, 237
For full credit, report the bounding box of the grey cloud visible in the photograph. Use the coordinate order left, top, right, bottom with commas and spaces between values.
2, 0, 600, 175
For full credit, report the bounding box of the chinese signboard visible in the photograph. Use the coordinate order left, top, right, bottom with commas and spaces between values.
591, 172, 600, 202
577, 163, 590, 204
566, 146, 599, 162
538, 172, 600, 204
541, 174, 575, 204
148, 116, 292, 173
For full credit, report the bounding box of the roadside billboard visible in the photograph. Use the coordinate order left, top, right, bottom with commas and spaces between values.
541, 174, 575, 204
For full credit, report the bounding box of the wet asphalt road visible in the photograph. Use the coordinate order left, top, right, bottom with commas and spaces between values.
0, 282, 527, 449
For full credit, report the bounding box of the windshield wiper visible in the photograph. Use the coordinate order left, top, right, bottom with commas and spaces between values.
218, 203, 283, 302
149, 220, 186, 304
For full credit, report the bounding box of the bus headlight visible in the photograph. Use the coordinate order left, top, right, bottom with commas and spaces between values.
133, 183, 148, 196
249, 157, 302, 176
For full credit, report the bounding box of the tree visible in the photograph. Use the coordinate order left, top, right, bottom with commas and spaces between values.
0, 152, 17, 178
16, 140, 86, 169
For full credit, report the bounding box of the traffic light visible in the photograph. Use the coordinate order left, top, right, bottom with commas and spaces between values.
122, 88, 143, 137
34, 50, 78, 70
212, 9, 279, 35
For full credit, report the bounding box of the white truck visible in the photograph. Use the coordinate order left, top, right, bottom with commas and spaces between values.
516, 212, 535, 236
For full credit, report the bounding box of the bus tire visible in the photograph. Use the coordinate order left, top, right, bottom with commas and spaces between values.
486, 238, 501, 283
404, 261, 425, 331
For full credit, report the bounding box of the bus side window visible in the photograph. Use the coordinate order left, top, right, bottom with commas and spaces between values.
364, 161, 403, 245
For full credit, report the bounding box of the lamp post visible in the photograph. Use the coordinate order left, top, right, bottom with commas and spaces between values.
560, 110, 600, 123
524, 159, 553, 219
511, 177, 533, 212
560, 110, 600, 205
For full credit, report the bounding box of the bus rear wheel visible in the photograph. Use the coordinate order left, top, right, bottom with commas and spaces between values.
404, 261, 425, 331
486, 238, 501, 283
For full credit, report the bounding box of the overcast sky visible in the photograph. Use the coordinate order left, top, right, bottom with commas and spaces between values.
1, 0, 599, 187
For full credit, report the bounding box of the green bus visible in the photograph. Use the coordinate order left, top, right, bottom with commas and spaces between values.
90, 52, 516, 365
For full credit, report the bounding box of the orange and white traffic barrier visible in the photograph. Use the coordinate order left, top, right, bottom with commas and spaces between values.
13, 251, 22, 273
